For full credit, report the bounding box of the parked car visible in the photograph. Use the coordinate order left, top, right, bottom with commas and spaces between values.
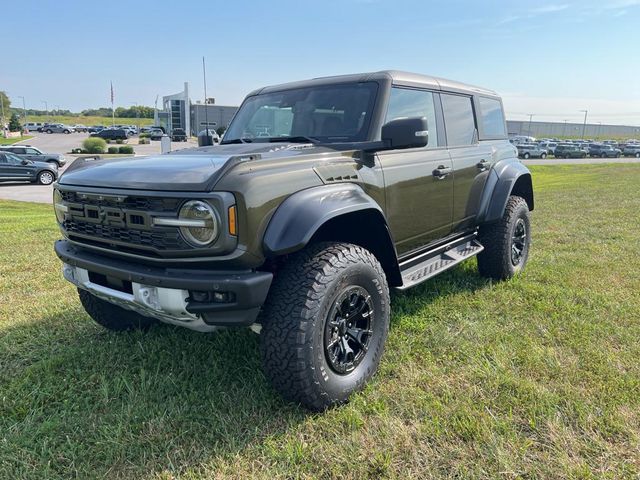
0, 145, 66, 167
538, 141, 558, 155
0, 151, 58, 185
622, 145, 640, 158
517, 143, 547, 159
43, 124, 75, 134
53, 70, 534, 410
87, 125, 106, 134
24, 122, 44, 132
171, 128, 188, 142
90, 129, 128, 140
588, 144, 621, 158
73, 124, 88, 133
197, 129, 220, 144
149, 128, 165, 140
554, 144, 587, 158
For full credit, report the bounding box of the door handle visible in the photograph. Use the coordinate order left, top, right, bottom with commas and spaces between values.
476, 159, 489, 171
433, 165, 452, 179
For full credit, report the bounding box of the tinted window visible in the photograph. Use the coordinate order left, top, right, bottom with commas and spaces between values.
478, 97, 506, 138
12, 148, 26, 154
224, 82, 378, 143
25, 148, 39, 154
0, 154, 6, 163
385, 87, 439, 148
441, 94, 476, 146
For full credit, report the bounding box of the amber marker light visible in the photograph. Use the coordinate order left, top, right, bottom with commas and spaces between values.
228, 205, 237, 236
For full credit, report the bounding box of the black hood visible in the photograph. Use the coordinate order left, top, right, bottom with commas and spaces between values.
58, 143, 344, 191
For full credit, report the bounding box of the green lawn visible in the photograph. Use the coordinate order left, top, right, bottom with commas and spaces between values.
0, 164, 639, 479
23, 115, 154, 127
0, 135, 33, 145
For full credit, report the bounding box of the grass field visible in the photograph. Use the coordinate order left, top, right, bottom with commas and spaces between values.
0, 135, 34, 145
23, 115, 154, 127
0, 164, 639, 479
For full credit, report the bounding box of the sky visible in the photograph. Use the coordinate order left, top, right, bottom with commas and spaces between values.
1, 0, 639, 125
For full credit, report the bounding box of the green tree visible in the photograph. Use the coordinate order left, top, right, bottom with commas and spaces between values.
216, 126, 227, 136
8, 113, 21, 132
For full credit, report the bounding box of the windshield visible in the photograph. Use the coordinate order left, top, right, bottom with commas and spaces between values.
223, 82, 378, 144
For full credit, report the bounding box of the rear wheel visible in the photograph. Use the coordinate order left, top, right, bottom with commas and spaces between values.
635, 152, 640, 158
78, 289, 158, 331
260, 242, 390, 411
477, 195, 531, 280
523, 152, 530, 159
541, 153, 547, 159
46, 129, 52, 134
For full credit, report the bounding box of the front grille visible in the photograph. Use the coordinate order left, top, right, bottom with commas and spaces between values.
63, 219, 189, 251
59, 190, 193, 255
60, 191, 181, 213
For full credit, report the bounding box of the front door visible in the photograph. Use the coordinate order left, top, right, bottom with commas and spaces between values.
379, 87, 453, 256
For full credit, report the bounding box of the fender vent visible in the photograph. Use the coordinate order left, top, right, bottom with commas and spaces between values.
314, 163, 360, 184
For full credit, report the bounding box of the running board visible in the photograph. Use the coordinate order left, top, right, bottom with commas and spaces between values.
397, 234, 484, 290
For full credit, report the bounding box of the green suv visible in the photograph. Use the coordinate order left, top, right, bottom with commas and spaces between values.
53, 71, 534, 410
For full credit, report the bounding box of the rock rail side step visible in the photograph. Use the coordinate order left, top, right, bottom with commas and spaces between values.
397, 233, 484, 290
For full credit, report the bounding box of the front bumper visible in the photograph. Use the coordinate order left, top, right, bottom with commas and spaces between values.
55, 240, 272, 330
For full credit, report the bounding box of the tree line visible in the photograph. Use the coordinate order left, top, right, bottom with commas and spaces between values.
0, 92, 154, 119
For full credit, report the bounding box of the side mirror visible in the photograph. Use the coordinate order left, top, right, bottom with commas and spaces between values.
381, 117, 429, 150
21, 159, 30, 165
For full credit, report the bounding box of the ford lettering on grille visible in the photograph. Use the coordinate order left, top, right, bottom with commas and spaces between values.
68, 203, 151, 229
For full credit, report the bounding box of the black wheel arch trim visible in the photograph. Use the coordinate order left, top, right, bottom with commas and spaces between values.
478, 159, 534, 224
263, 183, 403, 286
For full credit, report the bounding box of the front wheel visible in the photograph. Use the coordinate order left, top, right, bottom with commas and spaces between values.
541, 153, 547, 159
523, 152, 530, 159
46, 129, 52, 134
477, 195, 531, 280
260, 242, 390, 411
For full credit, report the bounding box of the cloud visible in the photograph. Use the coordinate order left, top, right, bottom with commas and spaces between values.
530, 4, 570, 14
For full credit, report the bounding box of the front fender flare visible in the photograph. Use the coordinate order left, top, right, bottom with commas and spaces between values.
263, 183, 386, 256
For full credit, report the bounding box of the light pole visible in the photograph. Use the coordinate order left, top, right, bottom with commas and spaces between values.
562, 120, 568, 138
18, 96, 26, 125
0, 93, 5, 134
133, 102, 140, 129
41, 100, 48, 119
55, 104, 60, 116
527, 113, 535, 137
580, 109, 588, 140
597, 122, 602, 140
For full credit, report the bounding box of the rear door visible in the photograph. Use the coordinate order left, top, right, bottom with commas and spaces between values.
441, 93, 493, 231
1, 153, 32, 181
378, 87, 453, 255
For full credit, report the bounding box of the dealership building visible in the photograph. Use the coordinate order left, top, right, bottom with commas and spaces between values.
154, 82, 238, 135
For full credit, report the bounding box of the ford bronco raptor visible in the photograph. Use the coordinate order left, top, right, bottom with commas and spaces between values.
53, 71, 533, 410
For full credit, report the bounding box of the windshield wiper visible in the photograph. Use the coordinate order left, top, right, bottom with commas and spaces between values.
266, 136, 320, 144
220, 138, 253, 144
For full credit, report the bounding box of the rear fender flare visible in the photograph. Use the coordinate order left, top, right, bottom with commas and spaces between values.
478, 160, 534, 224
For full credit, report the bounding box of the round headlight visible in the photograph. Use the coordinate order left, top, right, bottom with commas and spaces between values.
53, 189, 66, 223
178, 200, 218, 246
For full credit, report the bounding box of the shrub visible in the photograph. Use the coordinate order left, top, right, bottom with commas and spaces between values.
116, 139, 124, 144
139, 133, 150, 138
82, 137, 107, 154
107, 146, 118, 154
119, 146, 134, 154
8, 113, 22, 132
138, 138, 150, 145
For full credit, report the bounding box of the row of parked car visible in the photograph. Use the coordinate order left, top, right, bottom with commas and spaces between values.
513, 138, 640, 159
0, 145, 63, 185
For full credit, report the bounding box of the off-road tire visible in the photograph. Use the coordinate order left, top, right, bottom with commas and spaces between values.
477, 195, 531, 280
78, 289, 158, 331
260, 242, 390, 411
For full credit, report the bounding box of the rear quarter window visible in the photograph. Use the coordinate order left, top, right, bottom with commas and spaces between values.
477, 96, 506, 139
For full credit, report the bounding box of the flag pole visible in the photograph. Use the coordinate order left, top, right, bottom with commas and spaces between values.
110, 81, 115, 127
